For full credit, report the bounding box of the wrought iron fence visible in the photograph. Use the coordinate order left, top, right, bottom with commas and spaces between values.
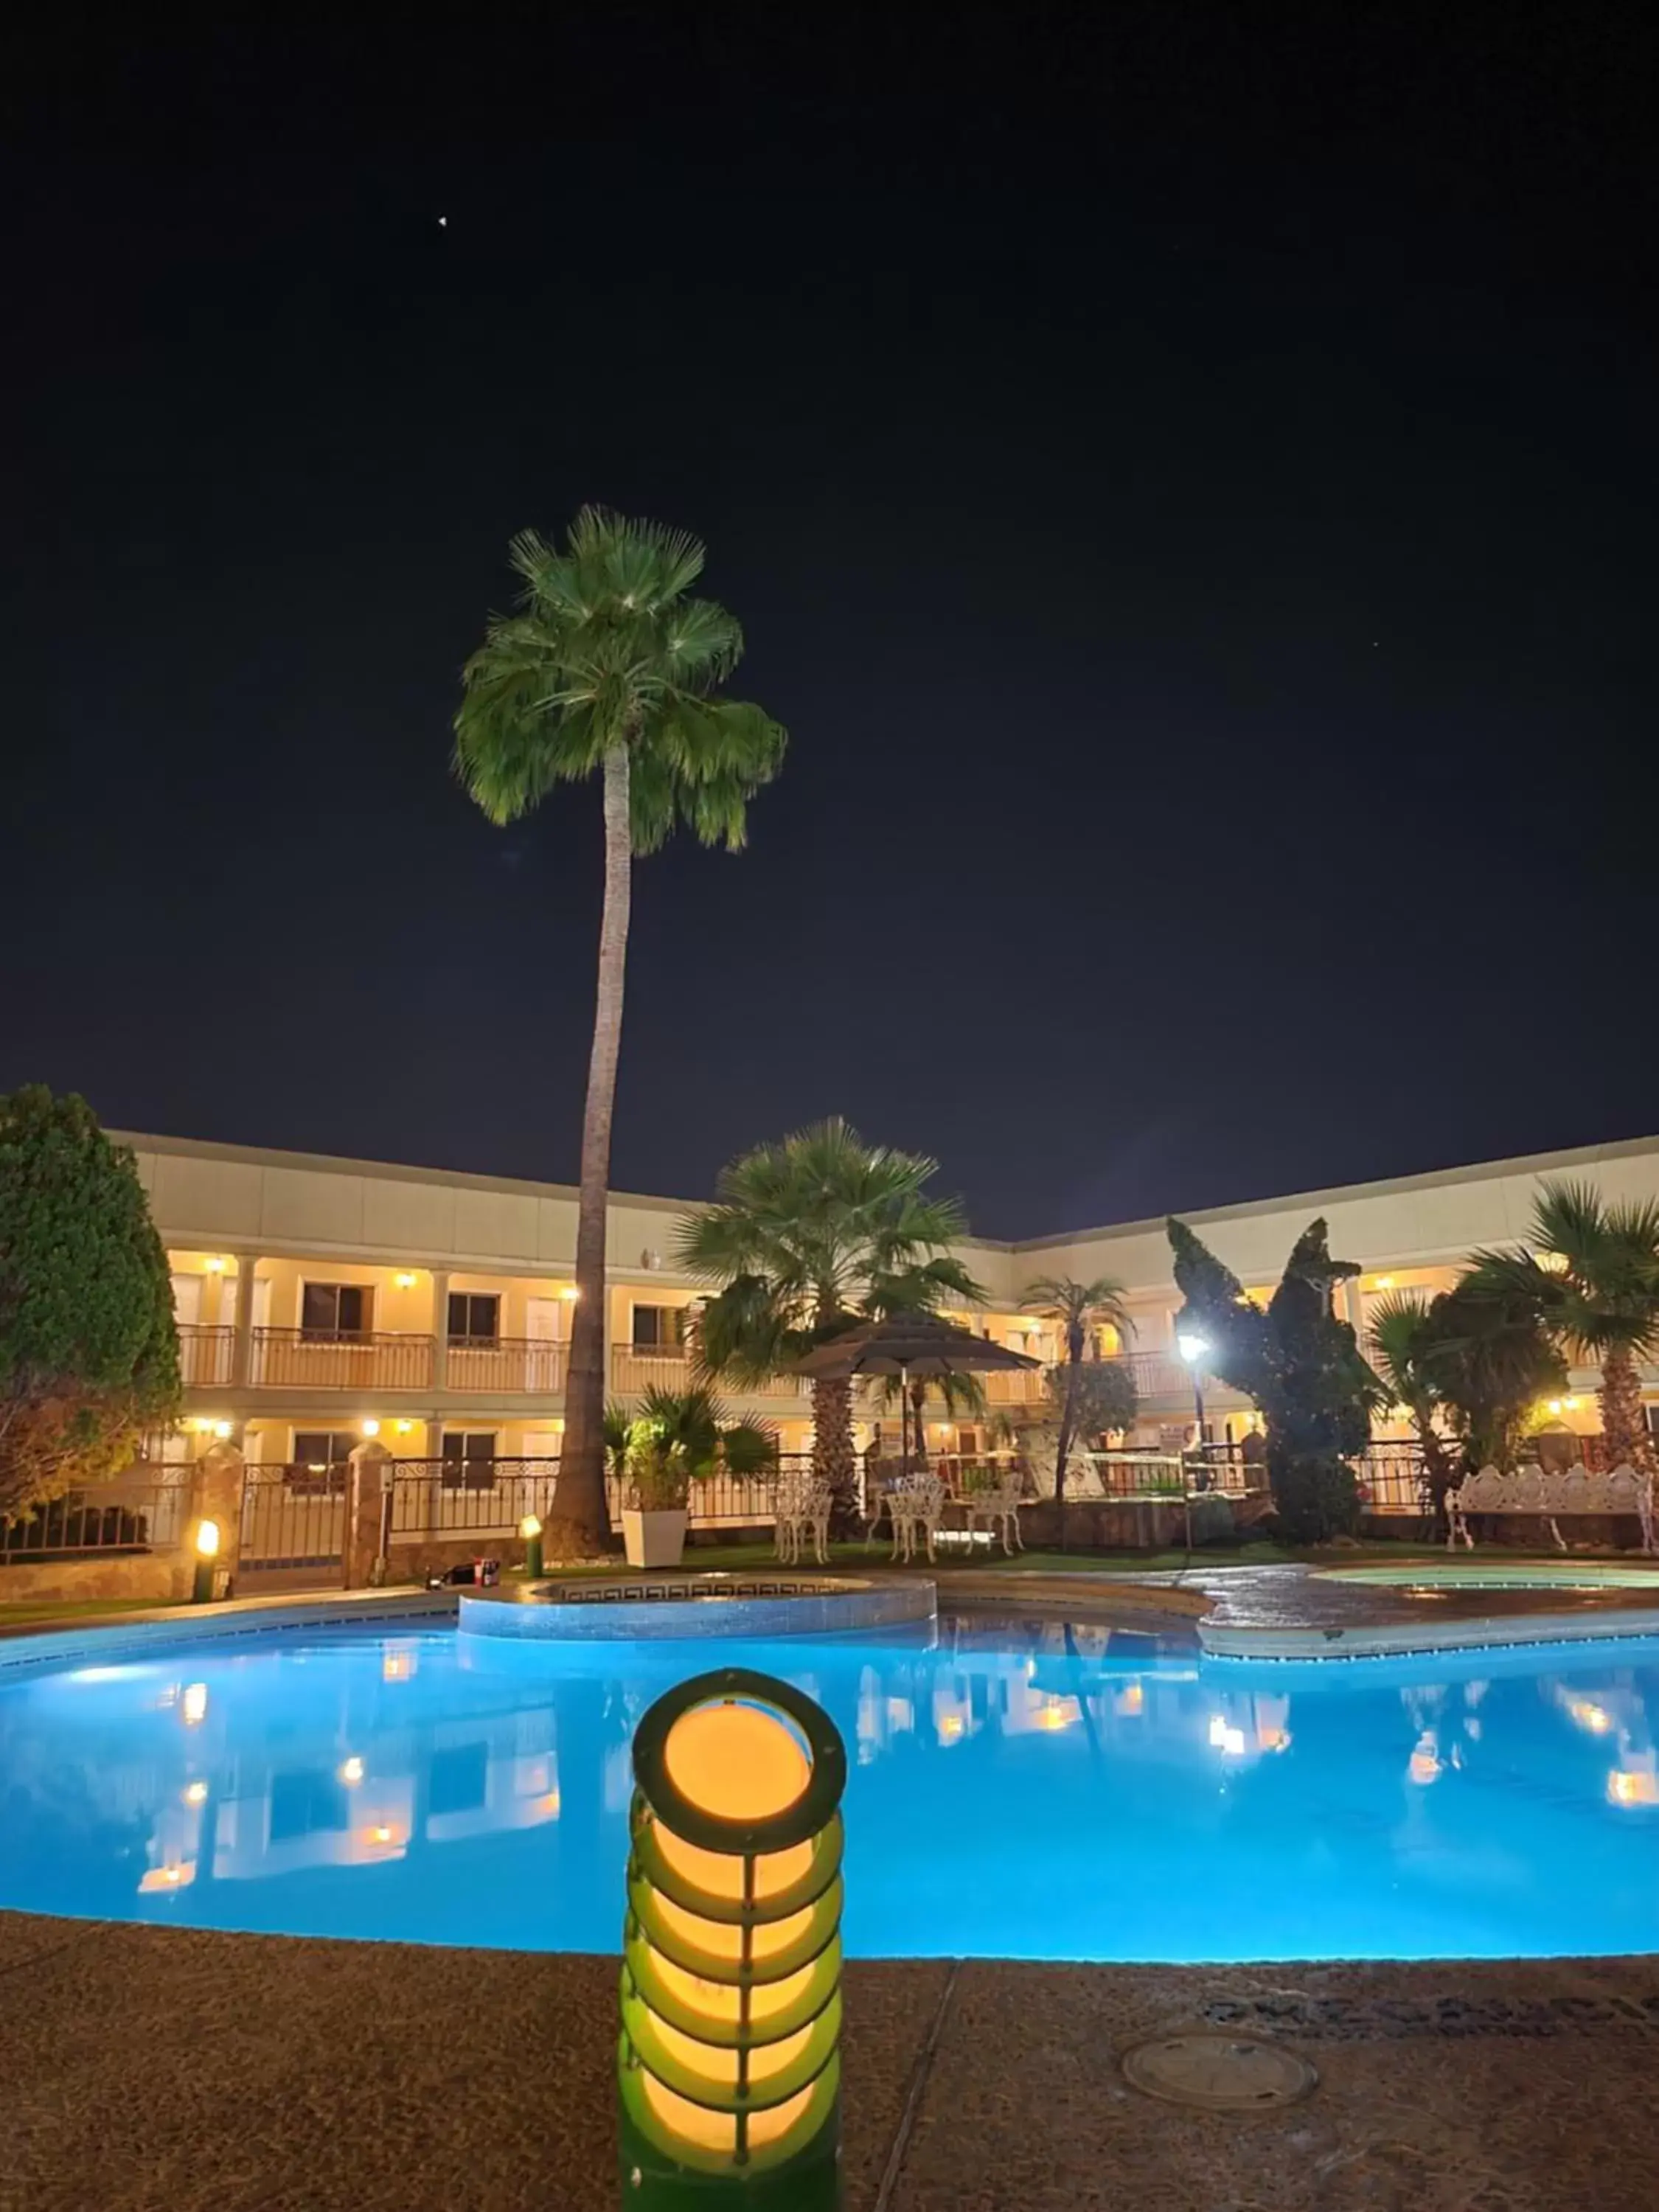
379, 1453, 815, 1545
178, 1324, 235, 1386
240, 1461, 349, 1573
0, 1477, 190, 1565
446, 1337, 569, 1393
249, 1327, 435, 1389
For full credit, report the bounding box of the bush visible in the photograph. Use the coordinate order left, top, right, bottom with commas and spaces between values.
0, 1088, 179, 1516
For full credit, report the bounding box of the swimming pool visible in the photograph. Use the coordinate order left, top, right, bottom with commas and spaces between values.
2, 1616, 1657, 1962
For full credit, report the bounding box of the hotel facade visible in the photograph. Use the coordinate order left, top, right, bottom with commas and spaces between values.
94, 1124, 1658, 1587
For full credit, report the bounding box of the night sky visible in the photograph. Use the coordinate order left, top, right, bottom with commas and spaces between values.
5, 6, 1657, 1239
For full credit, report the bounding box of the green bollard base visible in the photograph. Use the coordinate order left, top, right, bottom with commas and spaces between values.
524, 1537, 543, 1579
192, 1559, 215, 1605
617, 2101, 841, 2211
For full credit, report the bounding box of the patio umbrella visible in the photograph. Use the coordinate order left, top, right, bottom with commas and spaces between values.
791, 1314, 1042, 1475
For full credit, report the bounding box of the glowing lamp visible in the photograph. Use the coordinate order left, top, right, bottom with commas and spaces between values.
521, 1513, 544, 1579
1176, 1330, 1208, 1366
394, 1271, 418, 1289
618, 1669, 846, 2208
191, 1518, 221, 1604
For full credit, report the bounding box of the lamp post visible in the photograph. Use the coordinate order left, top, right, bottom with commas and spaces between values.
1176, 1330, 1208, 1444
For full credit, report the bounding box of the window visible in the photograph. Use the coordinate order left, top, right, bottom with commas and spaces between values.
290, 1430, 356, 1495
300, 1282, 370, 1339
442, 1430, 498, 1491
448, 1291, 500, 1343
631, 1304, 685, 1350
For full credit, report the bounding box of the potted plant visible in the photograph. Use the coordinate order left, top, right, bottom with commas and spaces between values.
622, 1434, 691, 1568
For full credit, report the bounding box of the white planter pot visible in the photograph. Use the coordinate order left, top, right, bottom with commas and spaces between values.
622, 1507, 689, 1570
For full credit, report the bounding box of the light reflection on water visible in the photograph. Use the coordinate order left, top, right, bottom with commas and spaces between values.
2, 1618, 1658, 1961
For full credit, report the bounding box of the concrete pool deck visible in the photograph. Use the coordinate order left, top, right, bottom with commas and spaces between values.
3, 1910, 1658, 2211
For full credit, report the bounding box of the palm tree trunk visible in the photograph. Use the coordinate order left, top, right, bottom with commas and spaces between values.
548, 740, 631, 1558
1599, 1344, 1657, 1475
813, 1374, 856, 1531
1053, 1353, 1079, 1550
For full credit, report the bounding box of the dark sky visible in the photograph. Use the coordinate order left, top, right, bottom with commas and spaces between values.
5, 4, 1657, 1239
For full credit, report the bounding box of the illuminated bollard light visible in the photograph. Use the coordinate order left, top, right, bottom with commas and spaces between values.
191, 1518, 220, 1605
618, 1667, 846, 2208
521, 1513, 544, 1579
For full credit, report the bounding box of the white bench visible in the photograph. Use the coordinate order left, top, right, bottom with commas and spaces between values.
1446, 1463, 1654, 1554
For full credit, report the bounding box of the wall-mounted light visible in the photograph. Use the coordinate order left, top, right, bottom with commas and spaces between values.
204, 1256, 226, 1274
560, 1284, 580, 1300
394, 1271, 417, 1290
361, 1419, 380, 1439
619, 1669, 846, 2201
395, 1419, 414, 1435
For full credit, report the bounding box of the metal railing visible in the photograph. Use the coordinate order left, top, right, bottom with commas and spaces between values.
447, 1337, 570, 1394
981, 1370, 1046, 1405
1, 1477, 189, 1565
380, 1455, 814, 1543
178, 1324, 235, 1386
249, 1327, 435, 1389
609, 1346, 808, 1399
240, 1461, 349, 1573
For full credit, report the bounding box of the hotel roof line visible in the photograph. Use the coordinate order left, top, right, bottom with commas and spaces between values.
110, 1124, 1659, 1259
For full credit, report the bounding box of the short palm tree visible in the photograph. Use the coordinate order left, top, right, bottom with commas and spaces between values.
1464, 1180, 1659, 1473
1366, 1291, 1457, 1514
455, 509, 786, 1557
676, 1119, 981, 1523
1019, 1275, 1132, 1530
1422, 1280, 1567, 1473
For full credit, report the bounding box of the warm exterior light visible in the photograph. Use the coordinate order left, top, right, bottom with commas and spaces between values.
204, 1256, 226, 1273
340, 1756, 365, 1786
1177, 1330, 1208, 1365
212, 1419, 233, 1440
191, 1518, 221, 1603
1537, 1250, 1571, 1274
1546, 1399, 1563, 1416
394, 1271, 418, 1289
1565, 1397, 1580, 1412
395, 1419, 415, 1434
560, 1285, 580, 1300
195, 1520, 220, 1558
521, 1513, 544, 1578
361, 1418, 380, 1438
1372, 1275, 1394, 1290
619, 1669, 846, 2206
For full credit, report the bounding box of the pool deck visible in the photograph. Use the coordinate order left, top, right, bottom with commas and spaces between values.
4, 1909, 1658, 2211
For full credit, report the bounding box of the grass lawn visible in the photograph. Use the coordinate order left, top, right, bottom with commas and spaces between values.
0, 1596, 190, 1627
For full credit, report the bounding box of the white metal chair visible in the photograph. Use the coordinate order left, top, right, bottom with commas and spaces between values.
962, 1466, 1025, 1554
773, 1475, 831, 1565
888, 1476, 947, 1564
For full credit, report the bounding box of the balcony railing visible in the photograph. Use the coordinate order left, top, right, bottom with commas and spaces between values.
610, 1346, 807, 1399
982, 1368, 1047, 1405
178, 1324, 235, 1386
249, 1328, 435, 1390
447, 1337, 569, 1394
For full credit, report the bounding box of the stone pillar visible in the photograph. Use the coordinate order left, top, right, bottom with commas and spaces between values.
230, 1256, 260, 1387
186, 1439, 245, 1601
431, 1269, 451, 1391
346, 1439, 394, 1590
1343, 1278, 1368, 1343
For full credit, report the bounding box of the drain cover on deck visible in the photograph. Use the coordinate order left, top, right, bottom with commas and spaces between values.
1120, 2031, 1317, 2111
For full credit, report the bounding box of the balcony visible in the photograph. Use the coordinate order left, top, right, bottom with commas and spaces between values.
982, 1368, 1047, 1406
609, 1345, 808, 1399
178, 1324, 235, 1387
447, 1336, 569, 1394
249, 1328, 435, 1390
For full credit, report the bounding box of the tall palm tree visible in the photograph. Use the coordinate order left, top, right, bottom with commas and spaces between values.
1366, 1291, 1457, 1515
1464, 1180, 1659, 1473
676, 1119, 980, 1523
455, 509, 786, 1556
1019, 1275, 1132, 1533
1422, 1280, 1566, 1474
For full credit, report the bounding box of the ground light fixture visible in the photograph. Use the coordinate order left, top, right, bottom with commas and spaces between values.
521, 1513, 543, 1578
191, 1518, 220, 1604
618, 1668, 846, 2208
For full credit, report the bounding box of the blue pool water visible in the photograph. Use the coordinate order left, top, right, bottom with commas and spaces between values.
2, 1617, 1657, 1961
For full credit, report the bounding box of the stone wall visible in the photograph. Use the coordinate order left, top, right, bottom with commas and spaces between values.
0, 1551, 188, 1605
